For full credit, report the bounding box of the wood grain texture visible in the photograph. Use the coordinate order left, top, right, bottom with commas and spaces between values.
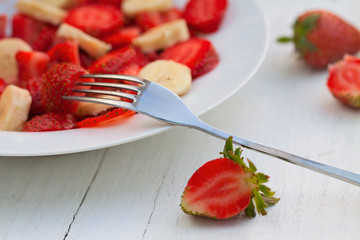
1, 0, 360, 239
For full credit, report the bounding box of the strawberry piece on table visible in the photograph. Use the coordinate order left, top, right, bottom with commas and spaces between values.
135, 12, 163, 32
160, 38, 219, 78
12, 14, 57, 52
101, 26, 141, 49
16, 50, 50, 87
64, 3, 124, 37
181, 137, 279, 219
0, 15, 7, 39
47, 41, 81, 65
184, 0, 228, 33
89, 45, 148, 75
23, 113, 77, 132
41, 62, 93, 114
76, 108, 135, 127
278, 10, 360, 68
327, 55, 360, 108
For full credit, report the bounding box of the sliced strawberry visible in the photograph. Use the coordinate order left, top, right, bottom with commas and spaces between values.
0, 78, 7, 95
79, 50, 95, 69
89, 45, 148, 75
64, 3, 124, 37
181, 137, 279, 219
135, 11, 163, 32
327, 55, 360, 108
12, 14, 57, 51
184, 0, 228, 33
16, 50, 50, 87
47, 41, 80, 65
23, 113, 77, 132
0, 15, 7, 39
76, 108, 135, 127
162, 8, 183, 23
160, 38, 219, 78
27, 77, 47, 117
101, 26, 141, 49
41, 63, 93, 114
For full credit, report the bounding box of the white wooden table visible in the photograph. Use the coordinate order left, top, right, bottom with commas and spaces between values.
1, 0, 360, 239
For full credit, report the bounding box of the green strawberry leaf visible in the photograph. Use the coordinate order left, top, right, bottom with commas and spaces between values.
253, 188, 268, 215
256, 172, 269, 184
247, 159, 257, 173
259, 184, 275, 197
244, 199, 256, 217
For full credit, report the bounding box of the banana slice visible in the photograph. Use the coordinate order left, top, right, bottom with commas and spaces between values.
56, 23, 111, 59
16, 0, 68, 26
122, 0, 173, 17
0, 38, 32, 84
133, 19, 190, 53
0, 85, 32, 131
139, 60, 191, 96
75, 95, 120, 117
33, 0, 77, 9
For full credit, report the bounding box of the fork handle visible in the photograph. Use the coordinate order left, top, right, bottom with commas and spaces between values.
192, 120, 360, 187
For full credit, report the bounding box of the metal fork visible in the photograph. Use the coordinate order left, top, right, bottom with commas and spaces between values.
64, 73, 360, 187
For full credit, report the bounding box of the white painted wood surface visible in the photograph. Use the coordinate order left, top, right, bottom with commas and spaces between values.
1, 0, 360, 239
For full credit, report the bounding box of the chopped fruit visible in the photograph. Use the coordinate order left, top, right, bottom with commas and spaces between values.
27, 77, 47, 117
89, 45, 148, 75
327, 55, 360, 108
162, 8, 183, 23
47, 41, 81, 65
184, 0, 228, 33
100, 26, 141, 49
135, 11, 163, 31
0, 38, 32, 85
76, 108, 135, 127
23, 113, 77, 132
16, 50, 50, 86
0, 15, 7, 39
278, 10, 360, 68
160, 38, 219, 78
64, 3, 124, 37
94, 0, 123, 7
41, 62, 93, 113
0, 79, 7, 95
132, 19, 190, 53
79, 50, 95, 69
0, 85, 32, 131
139, 60, 192, 96
16, 0, 67, 26
181, 137, 279, 219
12, 13, 57, 52
122, 0, 173, 17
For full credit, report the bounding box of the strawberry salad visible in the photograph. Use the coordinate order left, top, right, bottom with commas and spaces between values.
0, 0, 228, 132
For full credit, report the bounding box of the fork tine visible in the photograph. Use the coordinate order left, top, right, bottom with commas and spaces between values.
72, 88, 137, 102
82, 74, 145, 85
77, 82, 141, 93
63, 95, 136, 111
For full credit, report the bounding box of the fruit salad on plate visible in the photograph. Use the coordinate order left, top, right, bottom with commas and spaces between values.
0, 0, 228, 132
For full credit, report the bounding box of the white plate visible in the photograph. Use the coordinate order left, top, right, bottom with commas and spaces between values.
0, 0, 269, 156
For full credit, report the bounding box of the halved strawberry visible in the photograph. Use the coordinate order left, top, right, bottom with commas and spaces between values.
135, 11, 163, 32
27, 77, 48, 117
89, 45, 148, 75
64, 3, 124, 37
79, 50, 95, 69
162, 8, 183, 23
184, 0, 228, 33
327, 55, 360, 108
23, 113, 77, 132
160, 38, 219, 78
12, 14, 57, 51
41, 63, 93, 113
76, 108, 135, 127
0, 15, 7, 39
16, 50, 50, 87
181, 137, 279, 219
47, 41, 80, 65
101, 26, 141, 49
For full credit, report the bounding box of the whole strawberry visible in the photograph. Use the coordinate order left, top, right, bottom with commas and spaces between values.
278, 10, 360, 68
41, 63, 92, 114
327, 55, 360, 108
181, 137, 279, 219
